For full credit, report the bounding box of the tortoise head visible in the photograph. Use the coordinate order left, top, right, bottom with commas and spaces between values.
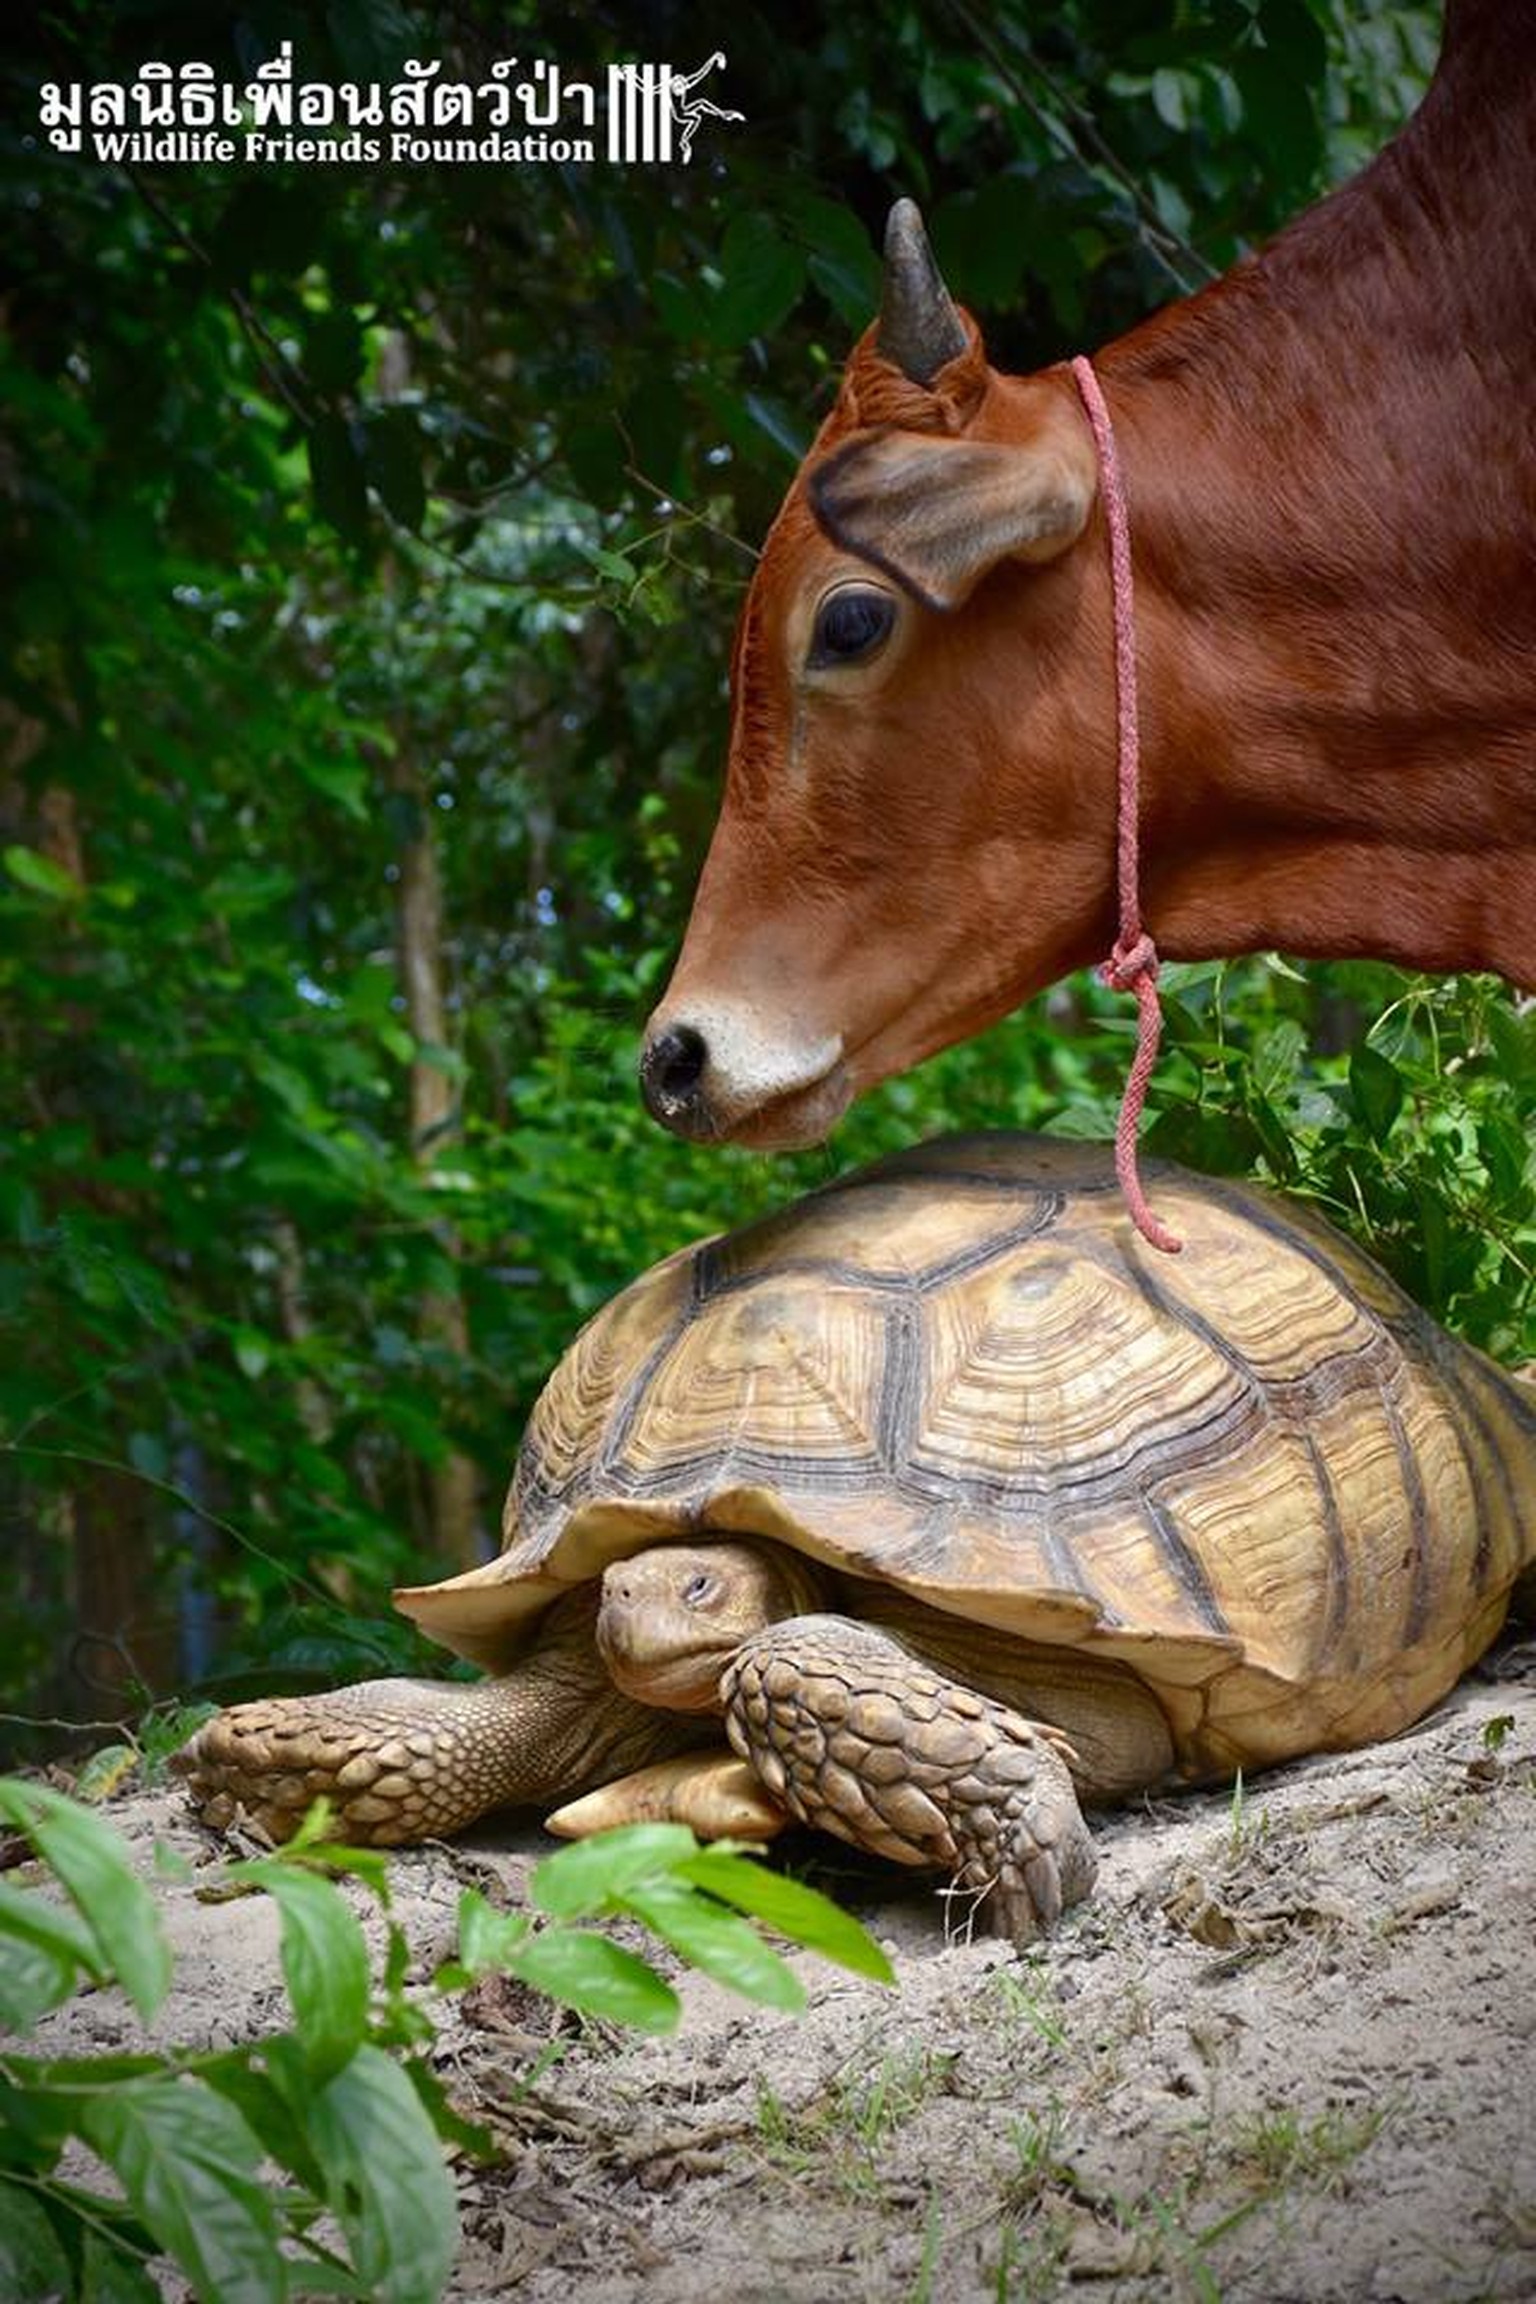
595, 1538, 828, 1711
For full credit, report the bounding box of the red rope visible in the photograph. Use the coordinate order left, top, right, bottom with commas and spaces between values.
1069, 355, 1182, 1256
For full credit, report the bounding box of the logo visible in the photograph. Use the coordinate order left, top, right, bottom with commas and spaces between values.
608, 52, 743, 165
36, 44, 745, 170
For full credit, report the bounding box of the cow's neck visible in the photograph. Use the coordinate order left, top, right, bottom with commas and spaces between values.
1098, 3, 1536, 987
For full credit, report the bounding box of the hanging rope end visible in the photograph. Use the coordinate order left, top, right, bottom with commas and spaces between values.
1129, 1195, 1184, 1256
1108, 951, 1183, 1254
1115, 1123, 1183, 1253
1114, 1099, 1182, 1252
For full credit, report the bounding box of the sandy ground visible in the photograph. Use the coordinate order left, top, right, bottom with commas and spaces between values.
27, 1636, 1536, 2304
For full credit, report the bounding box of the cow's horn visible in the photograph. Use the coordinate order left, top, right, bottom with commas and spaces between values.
877, 199, 968, 386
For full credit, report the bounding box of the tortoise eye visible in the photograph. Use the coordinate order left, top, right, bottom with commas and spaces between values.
683, 1570, 715, 1606
809, 585, 896, 668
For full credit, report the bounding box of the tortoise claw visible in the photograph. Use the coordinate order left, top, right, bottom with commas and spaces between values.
545, 1751, 787, 1841
949, 1761, 1099, 1943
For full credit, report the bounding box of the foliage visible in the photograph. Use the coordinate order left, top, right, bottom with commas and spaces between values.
0, 1783, 892, 2302
1044, 960, 1535, 1360
5, 0, 1528, 1761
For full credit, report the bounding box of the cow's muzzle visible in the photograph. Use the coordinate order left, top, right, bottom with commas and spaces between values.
639, 1009, 851, 1148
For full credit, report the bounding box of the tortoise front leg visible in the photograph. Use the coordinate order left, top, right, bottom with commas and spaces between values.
175, 1591, 704, 1846
721, 1615, 1098, 1942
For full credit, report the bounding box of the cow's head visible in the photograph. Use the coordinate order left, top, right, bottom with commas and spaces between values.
641, 201, 1112, 1149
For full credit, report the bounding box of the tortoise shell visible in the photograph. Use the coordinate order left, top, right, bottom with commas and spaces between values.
397, 1135, 1535, 1777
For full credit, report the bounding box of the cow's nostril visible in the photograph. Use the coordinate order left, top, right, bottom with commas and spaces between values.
640, 1023, 710, 1128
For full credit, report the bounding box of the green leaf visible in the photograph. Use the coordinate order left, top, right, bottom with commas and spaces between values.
743, 392, 811, 464
676, 1850, 895, 1983
1478, 1111, 1532, 1206
307, 415, 371, 546
1350, 1044, 1405, 1142
71, 1745, 142, 1805
577, 543, 638, 586
1412, 1177, 1451, 1312
0, 2174, 77, 2299
3, 845, 82, 901
621, 1877, 805, 2011
365, 410, 427, 534
705, 216, 806, 347
304, 2047, 458, 2304
0, 2066, 76, 2167
695, 379, 807, 470
1487, 997, 1536, 1083
399, 2055, 495, 2161
651, 271, 706, 342
1252, 1019, 1306, 1103
562, 413, 626, 505
786, 192, 880, 327
305, 308, 365, 396
296, 752, 370, 819
80, 2227, 163, 2304
249, 2263, 369, 2299
1157, 997, 1206, 1050
1233, 38, 1322, 195
1246, 1089, 1299, 1182
508, 1927, 679, 2033
0, 1879, 103, 2029
229, 1862, 371, 2081
270, 1818, 391, 1897
196, 2048, 328, 2198
529, 1823, 697, 1920
930, 180, 1033, 308
0, 1929, 81, 2035
453, 1886, 532, 1976
1151, 67, 1193, 130
624, 379, 686, 498
0, 1781, 171, 2022
230, 1325, 271, 1380
1143, 1104, 1259, 1175
4, 2048, 166, 2091
79, 2077, 285, 2304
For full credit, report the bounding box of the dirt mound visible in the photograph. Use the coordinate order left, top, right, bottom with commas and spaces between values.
35, 1643, 1536, 2302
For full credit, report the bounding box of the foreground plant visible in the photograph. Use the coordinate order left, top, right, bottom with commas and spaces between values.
0, 1780, 891, 2304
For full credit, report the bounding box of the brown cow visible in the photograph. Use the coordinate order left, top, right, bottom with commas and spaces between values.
641, 0, 1536, 1152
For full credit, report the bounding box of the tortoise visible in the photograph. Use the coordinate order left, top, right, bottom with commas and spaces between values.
177, 1134, 1536, 1941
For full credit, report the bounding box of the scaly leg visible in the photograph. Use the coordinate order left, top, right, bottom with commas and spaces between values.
721, 1614, 1098, 1941
174, 1591, 703, 1845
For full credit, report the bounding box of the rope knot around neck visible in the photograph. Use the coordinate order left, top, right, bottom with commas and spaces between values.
1104, 930, 1158, 993
1069, 355, 1182, 1256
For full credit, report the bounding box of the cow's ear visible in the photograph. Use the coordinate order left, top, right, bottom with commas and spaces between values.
808, 421, 1096, 612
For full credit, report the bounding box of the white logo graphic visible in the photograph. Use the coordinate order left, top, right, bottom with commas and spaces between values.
35, 44, 745, 170
607, 51, 745, 164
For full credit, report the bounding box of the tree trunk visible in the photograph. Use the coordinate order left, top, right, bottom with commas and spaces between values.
390, 749, 484, 1571
4, 768, 177, 1724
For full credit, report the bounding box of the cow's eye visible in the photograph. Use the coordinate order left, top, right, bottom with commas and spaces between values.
809, 585, 896, 668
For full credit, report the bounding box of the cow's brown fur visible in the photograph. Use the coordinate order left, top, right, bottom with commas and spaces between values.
647, 0, 1536, 1147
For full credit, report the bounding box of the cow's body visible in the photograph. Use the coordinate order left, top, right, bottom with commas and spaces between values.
642, 0, 1536, 1152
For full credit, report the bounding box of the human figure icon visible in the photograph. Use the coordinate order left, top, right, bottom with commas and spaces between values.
671, 51, 743, 162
